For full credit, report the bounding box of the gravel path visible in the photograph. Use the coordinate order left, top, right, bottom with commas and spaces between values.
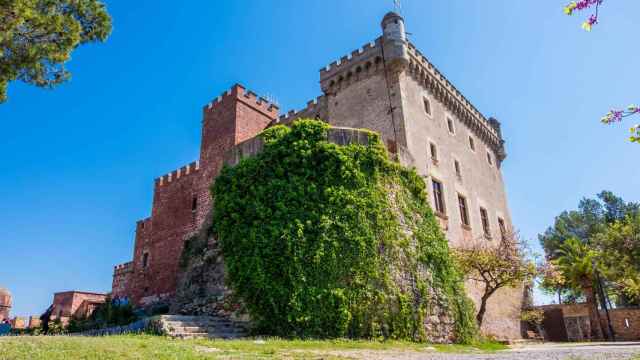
302, 342, 640, 360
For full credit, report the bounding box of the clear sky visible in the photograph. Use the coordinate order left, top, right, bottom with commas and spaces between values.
1, 1, 638, 317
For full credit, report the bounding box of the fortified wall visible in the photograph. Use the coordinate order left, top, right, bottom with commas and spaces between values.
112, 12, 521, 339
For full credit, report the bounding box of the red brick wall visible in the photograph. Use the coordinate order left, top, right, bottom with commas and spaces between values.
51, 292, 106, 319
116, 84, 278, 306
607, 308, 640, 341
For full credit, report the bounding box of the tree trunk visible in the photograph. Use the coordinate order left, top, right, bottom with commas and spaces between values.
476, 287, 495, 327
582, 281, 604, 341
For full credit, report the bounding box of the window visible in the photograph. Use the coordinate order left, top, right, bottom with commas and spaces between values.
458, 195, 470, 227
429, 142, 438, 164
454, 160, 461, 180
142, 252, 149, 268
424, 98, 432, 116
191, 195, 198, 212
447, 118, 455, 134
498, 217, 507, 240
469, 136, 475, 151
480, 207, 491, 237
432, 179, 445, 215
487, 152, 493, 166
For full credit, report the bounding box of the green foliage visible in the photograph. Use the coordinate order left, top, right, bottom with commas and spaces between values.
539, 191, 639, 303
520, 308, 544, 326
594, 213, 640, 303
211, 119, 476, 343
0, 0, 112, 102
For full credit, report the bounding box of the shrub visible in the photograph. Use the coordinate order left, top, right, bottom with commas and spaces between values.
211, 119, 477, 342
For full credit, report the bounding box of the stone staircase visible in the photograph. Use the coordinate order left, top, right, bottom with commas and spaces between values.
155, 315, 249, 339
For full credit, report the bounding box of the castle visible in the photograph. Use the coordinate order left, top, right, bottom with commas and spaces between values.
112, 12, 522, 339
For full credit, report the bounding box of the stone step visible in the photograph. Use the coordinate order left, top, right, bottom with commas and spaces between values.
157, 315, 248, 339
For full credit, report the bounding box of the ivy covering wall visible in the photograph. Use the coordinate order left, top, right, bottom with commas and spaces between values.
209, 119, 477, 342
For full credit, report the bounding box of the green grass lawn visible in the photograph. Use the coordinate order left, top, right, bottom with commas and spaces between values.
0, 335, 507, 359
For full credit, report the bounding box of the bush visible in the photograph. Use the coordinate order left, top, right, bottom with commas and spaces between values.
211, 120, 477, 342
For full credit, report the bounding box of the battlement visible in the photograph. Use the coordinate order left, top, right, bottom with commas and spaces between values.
273, 95, 328, 126
203, 83, 279, 118
114, 262, 133, 273
154, 161, 200, 187
319, 40, 383, 87
405, 42, 504, 156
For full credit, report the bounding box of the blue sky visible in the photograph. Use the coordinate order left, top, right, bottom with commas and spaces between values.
1, 1, 638, 317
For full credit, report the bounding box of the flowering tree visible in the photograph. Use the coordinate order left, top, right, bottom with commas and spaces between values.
454, 233, 536, 327
564, 1, 639, 143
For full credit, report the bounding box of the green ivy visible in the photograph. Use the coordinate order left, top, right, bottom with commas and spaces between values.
210, 119, 477, 342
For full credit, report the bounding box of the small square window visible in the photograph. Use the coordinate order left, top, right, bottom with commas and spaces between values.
447, 118, 455, 134
469, 136, 475, 151
424, 98, 432, 116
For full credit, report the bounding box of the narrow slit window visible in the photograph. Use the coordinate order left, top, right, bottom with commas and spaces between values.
469, 136, 475, 151
191, 195, 198, 212
142, 253, 149, 268
447, 118, 455, 134
454, 160, 461, 179
458, 195, 470, 227
498, 217, 507, 240
430, 143, 438, 163
487, 152, 493, 165
432, 179, 445, 215
480, 207, 491, 237
424, 98, 432, 116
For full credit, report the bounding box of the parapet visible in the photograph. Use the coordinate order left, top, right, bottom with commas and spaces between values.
154, 161, 200, 188
114, 262, 133, 274
224, 126, 373, 167
405, 42, 505, 158
272, 95, 328, 126
319, 39, 383, 92
203, 83, 279, 119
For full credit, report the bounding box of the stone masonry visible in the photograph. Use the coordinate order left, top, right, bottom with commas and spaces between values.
113, 12, 521, 339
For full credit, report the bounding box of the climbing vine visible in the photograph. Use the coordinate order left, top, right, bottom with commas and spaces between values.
211, 119, 477, 342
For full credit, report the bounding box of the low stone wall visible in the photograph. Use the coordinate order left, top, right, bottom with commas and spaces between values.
224, 126, 373, 167
536, 304, 640, 341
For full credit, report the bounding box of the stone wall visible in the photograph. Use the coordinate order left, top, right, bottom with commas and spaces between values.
537, 303, 640, 341
50, 291, 106, 320
114, 84, 278, 306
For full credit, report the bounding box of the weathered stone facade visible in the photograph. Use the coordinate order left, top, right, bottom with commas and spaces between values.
113, 12, 521, 339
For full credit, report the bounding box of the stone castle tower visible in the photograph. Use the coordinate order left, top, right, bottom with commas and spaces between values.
113, 12, 520, 339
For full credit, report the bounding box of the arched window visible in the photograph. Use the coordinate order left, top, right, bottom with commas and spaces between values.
423, 98, 432, 116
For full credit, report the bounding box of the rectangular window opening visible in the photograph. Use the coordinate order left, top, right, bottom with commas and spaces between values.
480, 207, 491, 238
432, 179, 446, 215
498, 217, 507, 240
458, 194, 470, 227
469, 136, 475, 151
454, 160, 461, 180
447, 118, 455, 134
429, 142, 438, 164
